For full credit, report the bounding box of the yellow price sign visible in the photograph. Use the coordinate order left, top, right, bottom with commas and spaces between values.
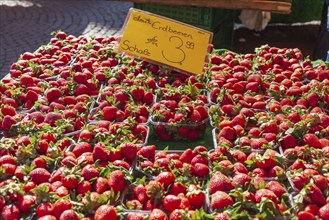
118, 9, 213, 75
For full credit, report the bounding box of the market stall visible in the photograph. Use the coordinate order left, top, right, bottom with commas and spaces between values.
1, 2, 329, 219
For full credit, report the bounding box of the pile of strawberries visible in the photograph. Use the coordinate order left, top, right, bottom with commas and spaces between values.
0, 31, 329, 219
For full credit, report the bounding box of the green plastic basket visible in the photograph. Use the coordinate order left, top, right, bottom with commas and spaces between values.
134, 3, 236, 49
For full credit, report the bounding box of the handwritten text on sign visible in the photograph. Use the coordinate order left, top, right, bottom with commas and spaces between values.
119, 9, 213, 75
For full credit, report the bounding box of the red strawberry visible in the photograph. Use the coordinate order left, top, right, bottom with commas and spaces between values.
186, 184, 205, 209
214, 213, 231, 220
93, 177, 109, 194
179, 149, 194, 163
120, 143, 139, 160
72, 142, 92, 157
81, 164, 99, 181
156, 172, 175, 188
163, 194, 181, 212
307, 92, 320, 107
307, 185, 326, 206
75, 180, 92, 196
318, 203, 329, 220
257, 149, 277, 170
46, 88, 61, 102
232, 173, 252, 187
17, 195, 35, 213
297, 211, 316, 220
133, 184, 148, 204
102, 106, 117, 121
92, 143, 109, 162
37, 202, 54, 218
108, 170, 125, 194
94, 204, 117, 220
38, 215, 57, 220
189, 110, 202, 123
53, 199, 72, 219
303, 133, 322, 148
255, 188, 278, 204
266, 181, 286, 199
1, 105, 16, 116
1, 204, 20, 220
149, 208, 168, 220
44, 112, 63, 126
280, 134, 297, 149
29, 168, 51, 185
170, 182, 186, 196
1, 115, 17, 130
75, 84, 91, 96
193, 163, 209, 177
59, 209, 79, 220
313, 174, 329, 190
210, 191, 233, 210
195, 105, 208, 120
138, 145, 156, 160
209, 171, 234, 194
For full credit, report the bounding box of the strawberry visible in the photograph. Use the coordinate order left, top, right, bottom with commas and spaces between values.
94, 204, 117, 220
313, 174, 329, 190
214, 213, 231, 220
170, 182, 186, 196
297, 211, 316, 220
38, 215, 57, 220
138, 145, 156, 160
255, 188, 278, 204
318, 203, 329, 220
210, 191, 233, 210
1, 115, 17, 130
120, 143, 139, 160
307, 184, 326, 206
93, 177, 110, 194
302, 133, 322, 148
149, 208, 168, 220
1, 105, 16, 116
75, 180, 92, 196
307, 92, 320, 107
257, 149, 277, 170
209, 171, 234, 194
108, 170, 126, 194
53, 199, 72, 219
44, 112, 63, 126
37, 202, 54, 218
81, 164, 99, 181
17, 195, 36, 213
1, 204, 20, 220
266, 181, 286, 199
59, 210, 79, 220
163, 194, 181, 212
75, 84, 91, 96
29, 168, 51, 184
192, 163, 209, 177
154, 171, 174, 188
72, 142, 92, 157
46, 88, 61, 102
280, 134, 298, 149
133, 184, 148, 204
92, 143, 109, 161
232, 173, 252, 187
186, 184, 205, 209
102, 106, 117, 121
179, 148, 194, 163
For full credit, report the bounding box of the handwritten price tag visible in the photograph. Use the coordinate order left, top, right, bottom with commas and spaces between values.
118, 9, 213, 75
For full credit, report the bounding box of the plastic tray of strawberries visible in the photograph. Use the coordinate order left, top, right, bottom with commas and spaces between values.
205, 172, 295, 219
135, 146, 211, 181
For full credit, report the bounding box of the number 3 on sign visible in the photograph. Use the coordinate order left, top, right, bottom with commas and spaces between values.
162, 36, 186, 65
